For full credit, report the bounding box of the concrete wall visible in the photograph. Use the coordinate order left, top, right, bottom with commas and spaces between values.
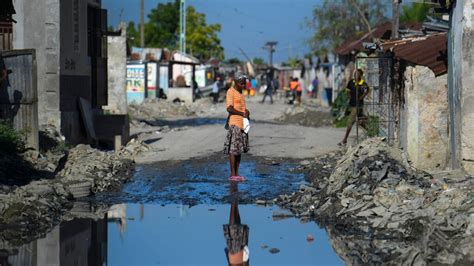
404, 66, 449, 171
450, 0, 474, 173
12, 0, 61, 129
60, 0, 103, 144
105, 23, 127, 114
12, 0, 105, 144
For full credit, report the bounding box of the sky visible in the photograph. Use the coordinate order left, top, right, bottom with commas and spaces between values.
103, 0, 322, 63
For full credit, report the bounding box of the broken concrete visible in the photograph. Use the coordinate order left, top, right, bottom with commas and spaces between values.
276, 138, 474, 264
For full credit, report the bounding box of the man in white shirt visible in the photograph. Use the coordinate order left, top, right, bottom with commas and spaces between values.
212, 76, 221, 104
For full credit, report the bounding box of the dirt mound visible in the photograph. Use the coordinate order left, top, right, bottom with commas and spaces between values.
129, 99, 196, 122
276, 106, 333, 127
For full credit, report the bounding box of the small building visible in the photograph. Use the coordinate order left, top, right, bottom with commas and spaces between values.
5, 0, 128, 146
334, 20, 450, 172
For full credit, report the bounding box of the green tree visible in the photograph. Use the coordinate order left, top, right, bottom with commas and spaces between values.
126, 21, 140, 47
223, 58, 241, 65
185, 6, 224, 60
288, 58, 301, 68
307, 0, 388, 55
139, 0, 223, 61
252, 57, 264, 65
145, 0, 180, 49
400, 3, 431, 23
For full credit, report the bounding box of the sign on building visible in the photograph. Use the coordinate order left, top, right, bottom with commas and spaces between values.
126, 64, 146, 104
147, 62, 157, 99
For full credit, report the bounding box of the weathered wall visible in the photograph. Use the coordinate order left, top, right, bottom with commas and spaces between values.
12, 0, 61, 129
105, 23, 127, 114
12, 0, 105, 144
450, 0, 474, 173
404, 66, 449, 171
60, 0, 102, 144
459, 0, 474, 173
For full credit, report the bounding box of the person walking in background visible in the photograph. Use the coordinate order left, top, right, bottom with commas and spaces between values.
311, 76, 318, 98
224, 73, 250, 182
290, 77, 302, 105
250, 76, 257, 91
261, 74, 274, 104
212, 76, 221, 104
338, 69, 369, 146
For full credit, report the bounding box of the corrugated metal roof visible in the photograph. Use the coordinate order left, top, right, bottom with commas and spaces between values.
380, 33, 447, 76
334, 22, 423, 56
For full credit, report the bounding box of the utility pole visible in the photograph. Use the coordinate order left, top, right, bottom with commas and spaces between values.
264, 41, 277, 67
288, 43, 292, 59
391, 0, 401, 39
180, 0, 186, 54
140, 0, 144, 47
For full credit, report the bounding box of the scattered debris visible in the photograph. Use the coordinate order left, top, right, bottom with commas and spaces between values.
276, 138, 474, 264
57, 144, 134, 195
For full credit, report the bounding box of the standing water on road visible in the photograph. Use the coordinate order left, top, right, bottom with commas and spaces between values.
0, 155, 343, 265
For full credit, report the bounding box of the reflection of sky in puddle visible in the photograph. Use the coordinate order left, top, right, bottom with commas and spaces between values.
108, 203, 342, 266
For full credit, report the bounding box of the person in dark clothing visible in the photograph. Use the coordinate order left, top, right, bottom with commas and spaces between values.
260, 76, 274, 104
338, 69, 369, 146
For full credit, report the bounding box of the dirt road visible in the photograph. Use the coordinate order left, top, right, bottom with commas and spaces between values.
132, 97, 346, 163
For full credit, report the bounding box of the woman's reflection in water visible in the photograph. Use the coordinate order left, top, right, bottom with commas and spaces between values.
223, 182, 250, 266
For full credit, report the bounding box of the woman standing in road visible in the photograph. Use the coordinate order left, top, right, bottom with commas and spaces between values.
224, 73, 250, 182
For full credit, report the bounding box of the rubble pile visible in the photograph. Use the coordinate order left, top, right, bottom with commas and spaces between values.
277, 106, 333, 127
276, 138, 474, 264
57, 144, 135, 195
118, 137, 151, 158
129, 98, 196, 123
0, 151, 42, 185
33, 126, 69, 172
0, 180, 70, 245
189, 97, 220, 115
294, 151, 343, 184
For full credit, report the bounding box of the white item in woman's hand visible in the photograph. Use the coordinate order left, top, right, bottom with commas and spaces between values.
243, 118, 250, 134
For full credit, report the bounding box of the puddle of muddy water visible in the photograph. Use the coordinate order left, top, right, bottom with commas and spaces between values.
1, 157, 343, 265
94, 156, 307, 205
2, 203, 342, 266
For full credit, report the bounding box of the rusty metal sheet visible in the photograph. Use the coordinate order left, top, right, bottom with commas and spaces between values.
335, 22, 423, 56
381, 33, 447, 76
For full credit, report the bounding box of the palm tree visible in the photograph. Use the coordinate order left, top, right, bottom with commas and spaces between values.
400, 3, 431, 23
